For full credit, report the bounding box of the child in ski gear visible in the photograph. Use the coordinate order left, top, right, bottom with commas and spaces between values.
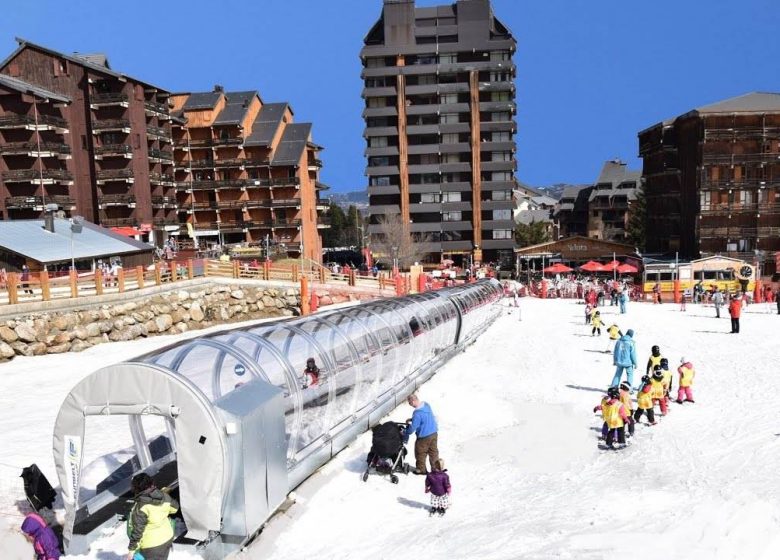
659, 357, 673, 399
425, 459, 452, 516
611, 329, 637, 389
591, 310, 603, 336
729, 295, 742, 333
650, 366, 669, 415
677, 358, 696, 403
645, 345, 664, 377
127, 473, 179, 560
585, 303, 593, 324
605, 323, 622, 353
618, 381, 635, 437
302, 357, 320, 388
593, 392, 610, 439
594, 386, 630, 449
633, 375, 656, 425
21, 513, 60, 560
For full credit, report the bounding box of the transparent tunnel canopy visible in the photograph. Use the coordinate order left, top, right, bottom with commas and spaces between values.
140, 280, 503, 466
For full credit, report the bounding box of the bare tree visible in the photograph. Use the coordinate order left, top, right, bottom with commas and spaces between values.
370, 213, 431, 269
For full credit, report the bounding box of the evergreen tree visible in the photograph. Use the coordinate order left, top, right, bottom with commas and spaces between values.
322, 202, 347, 248
515, 220, 550, 248
626, 184, 647, 251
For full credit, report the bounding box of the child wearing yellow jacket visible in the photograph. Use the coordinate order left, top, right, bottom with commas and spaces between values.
593, 386, 630, 449
633, 375, 657, 425
649, 366, 669, 415
591, 310, 603, 336
605, 324, 621, 353
676, 357, 696, 404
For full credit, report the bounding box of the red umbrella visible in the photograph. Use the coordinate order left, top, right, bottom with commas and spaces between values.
616, 263, 639, 274
602, 260, 621, 272
543, 263, 573, 274
579, 260, 606, 272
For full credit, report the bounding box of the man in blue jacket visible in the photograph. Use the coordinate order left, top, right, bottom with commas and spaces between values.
404, 393, 439, 475
611, 328, 638, 389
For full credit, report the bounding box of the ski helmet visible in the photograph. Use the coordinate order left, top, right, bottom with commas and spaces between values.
651, 345, 660, 356
660, 358, 669, 368
607, 386, 620, 399
641, 374, 650, 383
680, 357, 686, 365
619, 381, 631, 392
652, 368, 664, 381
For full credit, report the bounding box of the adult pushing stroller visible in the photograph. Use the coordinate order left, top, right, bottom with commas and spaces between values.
362, 421, 411, 484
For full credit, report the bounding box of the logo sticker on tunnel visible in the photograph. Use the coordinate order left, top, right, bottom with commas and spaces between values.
234, 363, 246, 376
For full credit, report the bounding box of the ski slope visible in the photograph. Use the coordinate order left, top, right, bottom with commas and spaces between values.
1, 297, 779, 560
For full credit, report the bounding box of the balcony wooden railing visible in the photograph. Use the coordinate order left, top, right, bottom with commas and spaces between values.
101, 217, 137, 227
148, 148, 174, 161
147, 125, 171, 139
91, 92, 128, 105
700, 202, 780, 214
0, 114, 68, 129
212, 137, 243, 147
94, 144, 132, 156
703, 153, 780, 164
144, 100, 168, 114
149, 172, 175, 184
150, 196, 176, 207
4, 195, 76, 209
214, 158, 245, 168
98, 194, 136, 206
96, 168, 134, 180
152, 217, 179, 227
0, 142, 72, 155
92, 119, 131, 131
2, 169, 73, 182
704, 127, 780, 140
244, 158, 271, 167
177, 179, 247, 191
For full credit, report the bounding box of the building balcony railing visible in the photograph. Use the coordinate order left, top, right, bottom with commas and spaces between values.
148, 148, 174, 162
150, 196, 177, 207
94, 144, 133, 157
92, 119, 131, 132
702, 153, 780, 164
98, 194, 137, 207
0, 141, 72, 156
704, 127, 780, 141
185, 159, 216, 169
214, 158, 246, 168
177, 179, 247, 191
149, 172, 175, 185
90, 92, 129, 107
212, 137, 243, 147
144, 100, 169, 116
700, 202, 780, 214
147, 125, 172, 141
699, 226, 780, 238
2, 168, 73, 183
4, 195, 76, 209
0, 114, 69, 131
101, 217, 137, 227
96, 168, 134, 181
153, 217, 180, 227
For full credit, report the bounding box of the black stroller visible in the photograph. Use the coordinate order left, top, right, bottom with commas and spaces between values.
362, 422, 411, 484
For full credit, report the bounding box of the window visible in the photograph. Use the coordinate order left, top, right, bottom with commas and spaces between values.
440, 93, 458, 104
370, 176, 392, 186
442, 192, 461, 203
367, 117, 390, 127
493, 229, 513, 239
441, 153, 460, 164
420, 173, 440, 184
420, 193, 440, 203
491, 151, 512, 162
369, 156, 390, 167
440, 113, 459, 124
489, 72, 510, 82
438, 17, 456, 26
492, 190, 511, 201
739, 190, 755, 205
439, 53, 457, 64
441, 173, 461, 183
417, 18, 436, 27
418, 75, 436, 85
419, 153, 438, 165
491, 112, 511, 122
416, 54, 437, 65
441, 133, 459, 144
369, 136, 388, 148
492, 131, 511, 142
491, 92, 511, 102
367, 97, 387, 108
490, 51, 511, 61
491, 172, 512, 181
442, 211, 462, 221
492, 209, 512, 220
365, 57, 385, 68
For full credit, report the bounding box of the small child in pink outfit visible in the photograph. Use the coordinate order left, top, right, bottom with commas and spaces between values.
676, 357, 696, 404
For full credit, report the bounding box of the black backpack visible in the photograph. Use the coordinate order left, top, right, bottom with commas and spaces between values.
20, 464, 56, 511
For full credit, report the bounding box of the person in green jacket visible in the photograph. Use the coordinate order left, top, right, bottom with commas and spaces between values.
126, 473, 178, 560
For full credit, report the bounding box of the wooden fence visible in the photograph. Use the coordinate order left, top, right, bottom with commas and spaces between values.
0, 259, 397, 307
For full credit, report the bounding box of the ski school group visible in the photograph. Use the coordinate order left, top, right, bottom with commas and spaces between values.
585, 304, 697, 451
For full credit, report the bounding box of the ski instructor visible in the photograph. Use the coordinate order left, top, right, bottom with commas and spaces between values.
404, 393, 439, 475
611, 328, 638, 389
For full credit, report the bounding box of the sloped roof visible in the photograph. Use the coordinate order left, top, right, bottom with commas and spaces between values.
0, 74, 70, 104
214, 91, 258, 126
0, 219, 152, 264
590, 160, 640, 202
182, 91, 222, 111
73, 53, 109, 68
515, 208, 552, 225
695, 92, 780, 114
245, 103, 288, 147
271, 123, 312, 166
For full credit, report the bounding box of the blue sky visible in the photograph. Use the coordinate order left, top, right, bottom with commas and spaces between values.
2, 0, 779, 191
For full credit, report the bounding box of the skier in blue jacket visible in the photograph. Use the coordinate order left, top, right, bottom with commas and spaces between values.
611, 329, 638, 389
404, 393, 439, 475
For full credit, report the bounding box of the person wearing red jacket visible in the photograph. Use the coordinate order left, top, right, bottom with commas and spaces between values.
728, 295, 742, 333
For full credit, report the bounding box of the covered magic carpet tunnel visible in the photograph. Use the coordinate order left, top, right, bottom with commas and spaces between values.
52, 279, 503, 557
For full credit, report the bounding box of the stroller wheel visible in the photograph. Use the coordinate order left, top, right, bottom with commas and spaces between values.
390, 475, 399, 484
362, 471, 369, 482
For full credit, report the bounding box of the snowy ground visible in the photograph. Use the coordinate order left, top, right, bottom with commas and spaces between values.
2, 297, 780, 559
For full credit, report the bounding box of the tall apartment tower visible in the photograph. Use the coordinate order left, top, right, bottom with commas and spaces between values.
0, 39, 176, 243
361, 0, 517, 266
171, 88, 327, 261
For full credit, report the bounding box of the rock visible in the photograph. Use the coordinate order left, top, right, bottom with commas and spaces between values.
275, 298, 285, 308
170, 309, 186, 324
285, 296, 298, 306
145, 320, 158, 334
218, 307, 230, 321
98, 321, 112, 334
255, 301, 265, 311
99, 309, 112, 320
109, 329, 133, 342
177, 290, 190, 301
244, 292, 257, 304
155, 314, 173, 333
132, 312, 146, 323
0, 342, 15, 359
14, 323, 37, 343
10, 341, 32, 357
113, 319, 125, 330
123, 316, 137, 326
261, 295, 275, 307
190, 304, 204, 322
285, 288, 297, 297
282, 308, 295, 317
53, 332, 72, 345
0, 326, 18, 343
230, 289, 244, 300
52, 316, 70, 331
47, 343, 70, 354
85, 323, 101, 338
174, 322, 188, 333
70, 340, 92, 353
30, 342, 48, 356
73, 326, 89, 341
87, 336, 107, 346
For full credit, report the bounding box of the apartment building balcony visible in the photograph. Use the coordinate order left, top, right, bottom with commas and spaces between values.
92, 119, 131, 133
307, 158, 323, 170
364, 146, 400, 157
147, 125, 172, 143
176, 179, 246, 192
702, 153, 780, 164
4, 195, 76, 210
149, 172, 175, 186
366, 164, 399, 176
96, 168, 134, 184
479, 101, 516, 113
101, 217, 137, 227
89, 92, 129, 109
212, 137, 243, 148
480, 121, 516, 133
144, 100, 169, 118
98, 194, 136, 209
363, 126, 399, 138
477, 81, 515, 93
2, 168, 73, 184
214, 158, 245, 169
316, 217, 332, 229
704, 127, 780, 141
153, 217, 180, 228
0, 141, 71, 158
481, 160, 516, 172
148, 148, 173, 163
361, 86, 397, 98
269, 176, 301, 187
270, 219, 302, 228
93, 144, 133, 159
480, 239, 515, 250
362, 106, 398, 119
0, 114, 69, 132
700, 202, 780, 215
150, 196, 177, 208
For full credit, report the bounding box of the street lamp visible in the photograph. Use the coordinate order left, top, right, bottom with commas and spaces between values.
70, 215, 84, 272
